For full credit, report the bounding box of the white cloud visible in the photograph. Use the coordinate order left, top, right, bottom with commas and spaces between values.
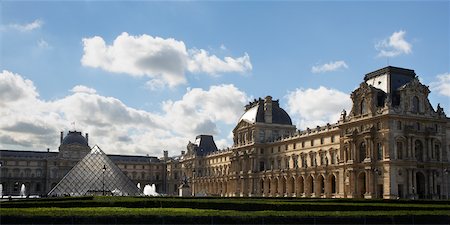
376, 30, 412, 57
285, 86, 352, 129
10, 19, 43, 32
0, 70, 39, 106
71, 85, 97, 94
161, 84, 249, 135
188, 49, 252, 75
37, 39, 49, 49
81, 32, 252, 88
430, 72, 450, 97
0, 70, 249, 157
311, 61, 348, 73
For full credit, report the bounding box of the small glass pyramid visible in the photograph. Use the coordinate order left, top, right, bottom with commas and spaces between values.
48, 145, 142, 196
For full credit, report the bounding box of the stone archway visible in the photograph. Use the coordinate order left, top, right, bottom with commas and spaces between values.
287, 176, 295, 197
270, 178, 277, 196
317, 175, 325, 196
279, 176, 287, 197
297, 176, 304, 197
329, 174, 337, 195
305, 175, 314, 197
357, 172, 366, 198
264, 178, 270, 196
416, 172, 426, 199
259, 179, 264, 196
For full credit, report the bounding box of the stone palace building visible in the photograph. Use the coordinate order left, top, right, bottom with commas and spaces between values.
1, 66, 449, 199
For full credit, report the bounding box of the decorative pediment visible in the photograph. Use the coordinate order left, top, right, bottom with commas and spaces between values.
232, 119, 252, 132
351, 82, 371, 100
398, 77, 430, 94
349, 82, 382, 117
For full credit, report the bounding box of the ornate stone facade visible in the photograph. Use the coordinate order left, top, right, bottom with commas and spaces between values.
180, 66, 450, 199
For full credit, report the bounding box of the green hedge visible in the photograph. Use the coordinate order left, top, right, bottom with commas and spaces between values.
2, 196, 450, 212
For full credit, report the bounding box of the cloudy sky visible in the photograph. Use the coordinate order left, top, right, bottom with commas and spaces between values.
1, 1, 449, 157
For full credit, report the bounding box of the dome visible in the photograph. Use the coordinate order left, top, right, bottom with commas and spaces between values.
238, 97, 292, 125
62, 131, 88, 146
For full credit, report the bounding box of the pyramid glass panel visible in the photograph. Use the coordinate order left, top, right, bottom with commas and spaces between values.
48, 145, 142, 196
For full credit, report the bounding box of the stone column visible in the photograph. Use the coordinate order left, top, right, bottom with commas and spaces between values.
351, 141, 356, 161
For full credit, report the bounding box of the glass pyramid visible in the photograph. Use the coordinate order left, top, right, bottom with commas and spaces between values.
48, 145, 142, 196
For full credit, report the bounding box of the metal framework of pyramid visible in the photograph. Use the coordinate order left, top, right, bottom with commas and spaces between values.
48, 145, 141, 196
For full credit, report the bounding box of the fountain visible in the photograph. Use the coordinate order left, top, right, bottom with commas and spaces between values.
111, 189, 123, 196
143, 184, 159, 196
0, 183, 3, 197
137, 183, 141, 190
20, 184, 26, 197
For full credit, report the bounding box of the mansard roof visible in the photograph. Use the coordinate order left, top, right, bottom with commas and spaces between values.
0, 150, 57, 158
108, 154, 160, 163
238, 97, 292, 125
364, 66, 416, 81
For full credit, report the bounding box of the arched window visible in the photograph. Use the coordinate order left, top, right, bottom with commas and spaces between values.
412, 96, 419, 113
359, 142, 366, 162
360, 99, 367, 115
415, 140, 423, 162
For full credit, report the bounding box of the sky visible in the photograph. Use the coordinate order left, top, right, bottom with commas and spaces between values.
1, 1, 449, 157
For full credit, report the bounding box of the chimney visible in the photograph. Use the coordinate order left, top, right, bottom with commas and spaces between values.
85, 133, 89, 144
47, 148, 50, 152
181, 151, 185, 155
60, 131, 64, 144
264, 96, 273, 123
163, 150, 169, 160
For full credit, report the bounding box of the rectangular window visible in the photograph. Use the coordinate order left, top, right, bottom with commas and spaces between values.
435, 145, 440, 161
259, 161, 265, 171
321, 153, 327, 166
331, 136, 335, 143
260, 148, 264, 154
397, 142, 403, 159
377, 143, 383, 160
397, 121, 402, 130
320, 138, 324, 145
310, 140, 314, 147
331, 151, 336, 164
302, 142, 305, 148
311, 154, 316, 166
293, 143, 296, 149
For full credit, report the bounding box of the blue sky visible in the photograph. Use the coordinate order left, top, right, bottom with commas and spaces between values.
1, 1, 449, 156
